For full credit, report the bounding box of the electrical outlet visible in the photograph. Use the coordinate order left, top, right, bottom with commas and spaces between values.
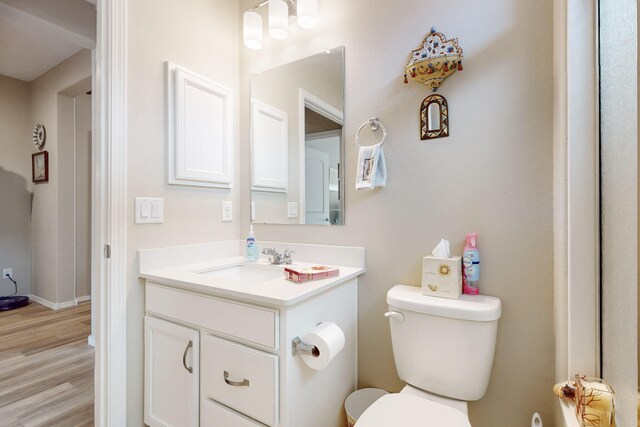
221, 201, 233, 222
3, 268, 12, 279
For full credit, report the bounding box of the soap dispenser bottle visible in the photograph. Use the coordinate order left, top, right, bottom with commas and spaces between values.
246, 225, 258, 262
462, 233, 480, 295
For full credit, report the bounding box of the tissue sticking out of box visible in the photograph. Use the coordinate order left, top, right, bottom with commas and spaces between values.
432, 239, 450, 258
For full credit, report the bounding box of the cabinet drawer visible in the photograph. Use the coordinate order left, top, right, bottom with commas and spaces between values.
201, 399, 266, 427
146, 283, 279, 349
201, 334, 278, 427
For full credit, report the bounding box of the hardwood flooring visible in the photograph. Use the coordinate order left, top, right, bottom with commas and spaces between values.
0, 301, 94, 426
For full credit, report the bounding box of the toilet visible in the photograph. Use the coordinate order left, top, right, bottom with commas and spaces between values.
357, 285, 502, 426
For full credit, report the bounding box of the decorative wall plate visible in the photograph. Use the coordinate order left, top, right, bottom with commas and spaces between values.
33, 123, 46, 150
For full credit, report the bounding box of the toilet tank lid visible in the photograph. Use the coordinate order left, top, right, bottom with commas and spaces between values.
387, 285, 502, 321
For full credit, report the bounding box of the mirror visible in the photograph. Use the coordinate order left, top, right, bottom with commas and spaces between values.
427, 102, 441, 131
250, 47, 345, 225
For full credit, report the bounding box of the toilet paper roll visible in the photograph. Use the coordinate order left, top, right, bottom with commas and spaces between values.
300, 322, 345, 370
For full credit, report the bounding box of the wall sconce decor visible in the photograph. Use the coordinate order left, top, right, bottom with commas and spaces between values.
403, 27, 463, 92
243, 0, 318, 50
421, 94, 448, 140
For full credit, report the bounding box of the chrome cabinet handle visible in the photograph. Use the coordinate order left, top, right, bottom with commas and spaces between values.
224, 371, 250, 387
182, 340, 193, 374
384, 311, 405, 322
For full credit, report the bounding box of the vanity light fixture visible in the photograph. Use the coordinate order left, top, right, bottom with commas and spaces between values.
243, 0, 318, 49
269, 0, 289, 39
243, 10, 263, 49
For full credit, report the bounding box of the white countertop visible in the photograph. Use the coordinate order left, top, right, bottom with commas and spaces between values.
140, 256, 364, 307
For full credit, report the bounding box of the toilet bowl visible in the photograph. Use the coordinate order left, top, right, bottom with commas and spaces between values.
357, 285, 502, 426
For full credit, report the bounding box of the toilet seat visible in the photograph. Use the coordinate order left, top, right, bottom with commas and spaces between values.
356, 393, 471, 427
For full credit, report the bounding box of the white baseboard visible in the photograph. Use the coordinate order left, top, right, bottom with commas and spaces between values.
29, 294, 78, 310
75, 295, 92, 304
87, 334, 95, 347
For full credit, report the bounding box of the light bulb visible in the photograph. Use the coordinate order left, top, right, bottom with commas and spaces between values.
243, 10, 263, 49
269, 0, 289, 40
296, 0, 318, 30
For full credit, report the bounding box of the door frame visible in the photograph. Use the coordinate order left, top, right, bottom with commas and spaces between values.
93, 0, 128, 424
553, 0, 600, 382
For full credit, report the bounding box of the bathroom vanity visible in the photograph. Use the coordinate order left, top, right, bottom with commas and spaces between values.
139, 241, 365, 427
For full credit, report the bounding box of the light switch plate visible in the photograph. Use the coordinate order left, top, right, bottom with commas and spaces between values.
221, 201, 233, 222
135, 197, 164, 224
287, 202, 298, 218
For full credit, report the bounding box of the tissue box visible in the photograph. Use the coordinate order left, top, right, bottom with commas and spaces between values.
422, 256, 462, 299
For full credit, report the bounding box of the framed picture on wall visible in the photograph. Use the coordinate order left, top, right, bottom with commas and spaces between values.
32, 151, 49, 183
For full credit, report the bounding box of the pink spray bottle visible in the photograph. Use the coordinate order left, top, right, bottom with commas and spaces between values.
462, 233, 480, 295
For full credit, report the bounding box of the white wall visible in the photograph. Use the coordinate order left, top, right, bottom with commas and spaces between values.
0, 75, 32, 296
125, 0, 240, 423
600, 0, 638, 424
29, 49, 91, 304
239, 1, 554, 426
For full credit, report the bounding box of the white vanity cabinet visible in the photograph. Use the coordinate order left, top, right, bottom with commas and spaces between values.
143, 277, 358, 427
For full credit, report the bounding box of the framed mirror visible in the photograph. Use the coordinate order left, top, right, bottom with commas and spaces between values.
420, 94, 449, 140
250, 47, 345, 225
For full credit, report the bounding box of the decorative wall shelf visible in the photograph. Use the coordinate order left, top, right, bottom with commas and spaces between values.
404, 27, 464, 92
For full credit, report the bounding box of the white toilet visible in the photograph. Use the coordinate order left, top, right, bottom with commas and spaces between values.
357, 285, 502, 426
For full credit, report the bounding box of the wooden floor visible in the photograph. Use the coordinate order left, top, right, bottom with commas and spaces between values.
0, 301, 94, 426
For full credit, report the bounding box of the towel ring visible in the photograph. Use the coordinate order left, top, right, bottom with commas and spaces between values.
356, 118, 387, 148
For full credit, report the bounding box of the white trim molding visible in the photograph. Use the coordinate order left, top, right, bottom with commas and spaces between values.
553, 0, 600, 386
75, 295, 92, 304
95, 0, 128, 425
28, 294, 77, 311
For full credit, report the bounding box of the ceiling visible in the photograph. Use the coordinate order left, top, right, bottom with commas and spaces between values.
0, 0, 96, 82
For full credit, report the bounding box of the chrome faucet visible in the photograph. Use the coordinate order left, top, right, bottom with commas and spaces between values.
262, 248, 296, 265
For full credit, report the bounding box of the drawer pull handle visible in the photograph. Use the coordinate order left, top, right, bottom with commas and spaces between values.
224, 371, 250, 387
182, 340, 193, 374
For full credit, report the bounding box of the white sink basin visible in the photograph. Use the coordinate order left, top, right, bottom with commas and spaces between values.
197, 264, 283, 283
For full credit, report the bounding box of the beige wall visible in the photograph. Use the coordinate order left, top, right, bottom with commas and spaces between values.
124, 0, 554, 425
239, 1, 554, 426
29, 49, 91, 304
0, 75, 32, 296
125, 0, 240, 423
600, 0, 638, 424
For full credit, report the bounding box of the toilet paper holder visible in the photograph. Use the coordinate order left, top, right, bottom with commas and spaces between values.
292, 337, 320, 358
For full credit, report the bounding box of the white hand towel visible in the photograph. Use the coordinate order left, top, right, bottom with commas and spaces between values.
355, 142, 387, 190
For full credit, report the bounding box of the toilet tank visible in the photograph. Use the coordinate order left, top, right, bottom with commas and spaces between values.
386, 285, 501, 402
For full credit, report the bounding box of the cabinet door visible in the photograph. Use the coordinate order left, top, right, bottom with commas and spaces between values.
145, 316, 199, 427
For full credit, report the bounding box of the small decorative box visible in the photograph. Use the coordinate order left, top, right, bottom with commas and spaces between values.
284, 265, 340, 283
422, 256, 462, 299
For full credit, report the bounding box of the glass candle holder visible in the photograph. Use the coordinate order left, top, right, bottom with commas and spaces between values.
574, 375, 615, 427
